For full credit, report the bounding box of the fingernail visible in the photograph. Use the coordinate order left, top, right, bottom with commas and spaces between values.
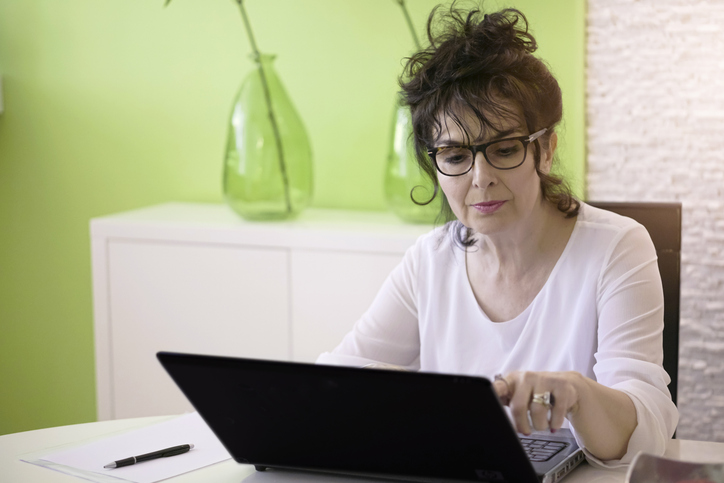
550, 428, 557, 434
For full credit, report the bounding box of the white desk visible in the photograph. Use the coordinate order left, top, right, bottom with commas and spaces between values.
3, 416, 724, 483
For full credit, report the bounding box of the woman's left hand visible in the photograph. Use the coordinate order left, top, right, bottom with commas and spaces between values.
493, 370, 584, 435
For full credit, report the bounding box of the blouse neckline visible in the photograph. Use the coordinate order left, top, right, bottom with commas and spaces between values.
461, 205, 585, 324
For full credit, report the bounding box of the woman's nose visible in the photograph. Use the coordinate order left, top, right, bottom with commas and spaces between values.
471, 152, 498, 188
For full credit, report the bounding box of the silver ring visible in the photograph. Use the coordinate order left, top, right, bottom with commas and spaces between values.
494, 374, 511, 404
494, 374, 510, 392
531, 391, 553, 409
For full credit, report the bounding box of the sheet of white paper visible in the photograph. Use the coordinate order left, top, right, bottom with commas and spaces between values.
39, 412, 231, 483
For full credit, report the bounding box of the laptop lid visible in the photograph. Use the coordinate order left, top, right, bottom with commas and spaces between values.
157, 352, 580, 483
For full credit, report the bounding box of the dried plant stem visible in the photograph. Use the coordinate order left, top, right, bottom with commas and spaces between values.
396, 0, 421, 50
236, 0, 292, 214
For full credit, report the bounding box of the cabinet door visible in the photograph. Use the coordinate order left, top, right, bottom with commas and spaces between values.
107, 240, 289, 419
290, 249, 403, 362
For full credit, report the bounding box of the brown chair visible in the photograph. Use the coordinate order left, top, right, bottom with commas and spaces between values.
587, 201, 681, 405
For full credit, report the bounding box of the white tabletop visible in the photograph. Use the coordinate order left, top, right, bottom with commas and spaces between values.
2, 416, 724, 483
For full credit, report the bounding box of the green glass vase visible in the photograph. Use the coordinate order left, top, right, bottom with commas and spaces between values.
384, 99, 441, 224
223, 54, 313, 220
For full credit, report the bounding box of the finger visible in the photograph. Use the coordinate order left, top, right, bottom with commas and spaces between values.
493, 375, 511, 405
549, 389, 576, 431
549, 398, 566, 431
529, 392, 551, 432
548, 391, 569, 431
509, 374, 534, 435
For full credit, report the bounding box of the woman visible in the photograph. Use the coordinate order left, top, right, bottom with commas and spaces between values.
318, 6, 677, 466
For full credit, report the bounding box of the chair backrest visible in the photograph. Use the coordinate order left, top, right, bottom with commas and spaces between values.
588, 202, 681, 405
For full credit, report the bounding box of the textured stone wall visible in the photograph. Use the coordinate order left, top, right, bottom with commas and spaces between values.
587, 0, 724, 441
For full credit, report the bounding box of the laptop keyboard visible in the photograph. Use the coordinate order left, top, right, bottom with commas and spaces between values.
520, 438, 568, 462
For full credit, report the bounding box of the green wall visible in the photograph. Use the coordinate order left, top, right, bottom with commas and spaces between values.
0, 0, 584, 435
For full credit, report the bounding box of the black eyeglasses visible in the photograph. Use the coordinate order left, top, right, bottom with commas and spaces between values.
427, 128, 548, 176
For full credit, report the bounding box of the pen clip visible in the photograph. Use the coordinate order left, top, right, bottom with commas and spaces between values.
162, 444, 194, 457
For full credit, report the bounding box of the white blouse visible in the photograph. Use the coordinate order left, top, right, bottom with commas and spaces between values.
317, 203, 678, 467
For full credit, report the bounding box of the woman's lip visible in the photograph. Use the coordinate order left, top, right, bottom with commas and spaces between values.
471, 201, 506, 213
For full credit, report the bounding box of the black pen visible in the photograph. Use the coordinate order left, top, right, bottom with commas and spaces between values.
104, 444, 194, 469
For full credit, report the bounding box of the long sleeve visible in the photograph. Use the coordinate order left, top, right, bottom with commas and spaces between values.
576, 221, 678, 467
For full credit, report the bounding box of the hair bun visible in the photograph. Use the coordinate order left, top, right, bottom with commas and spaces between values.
475, 8, 537, 56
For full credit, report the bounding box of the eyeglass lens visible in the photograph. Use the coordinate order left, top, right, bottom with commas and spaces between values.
435, 139, 526, 175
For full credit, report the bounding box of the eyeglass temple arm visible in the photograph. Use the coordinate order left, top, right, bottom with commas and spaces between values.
528, 128, 548, 142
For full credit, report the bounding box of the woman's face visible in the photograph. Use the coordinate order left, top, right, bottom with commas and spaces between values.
434, 102, 555, 239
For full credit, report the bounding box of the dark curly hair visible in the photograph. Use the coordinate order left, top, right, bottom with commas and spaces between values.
399, 4, 579, 246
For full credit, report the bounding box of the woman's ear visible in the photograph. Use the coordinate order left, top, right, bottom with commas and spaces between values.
539, 132, 558, 174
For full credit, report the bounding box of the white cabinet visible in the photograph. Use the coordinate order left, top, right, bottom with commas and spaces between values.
290, 249, 403, 363
91, 203, 432, 420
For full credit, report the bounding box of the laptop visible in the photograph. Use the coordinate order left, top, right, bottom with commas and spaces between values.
157, 352, 584, 483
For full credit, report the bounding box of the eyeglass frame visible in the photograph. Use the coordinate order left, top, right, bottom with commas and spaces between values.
426, 127, 549, 177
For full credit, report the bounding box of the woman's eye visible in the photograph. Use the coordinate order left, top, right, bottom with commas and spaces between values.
491, 141, 521, 157
440, 148, 470, 164
444, 155, 467, 164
